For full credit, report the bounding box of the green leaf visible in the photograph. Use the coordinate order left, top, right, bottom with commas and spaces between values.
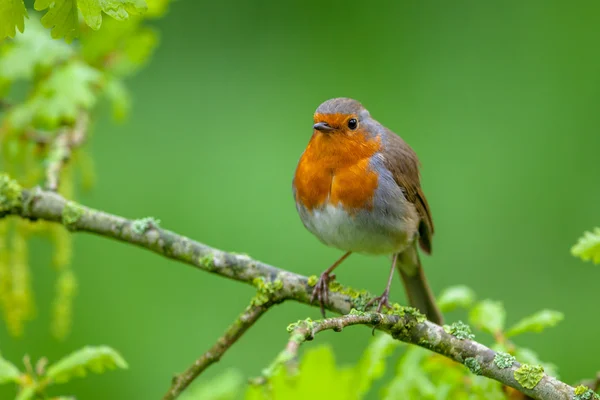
145, 0, 170, 17
437, 286, 475, 312
10, 59, 102, 129
572, 228, 600, 264
181, 369, 243, 400
105, 77, 131, 120
79, 0, 147, 30
506, 309, 564, 337
0, 356, 21, 384
468, 375, 506, 400
46, 345, 128, 384
383, 347, 437, 400
34, 0, 79, 42
353, 334, 400, 396
15, 386, 35, 400
80, 17, 158, 77
0, 0, 27, 39
258, 346, 354, 400
34, 0, 148, 40
468, 300, 506, 334
0, 17, 74, 81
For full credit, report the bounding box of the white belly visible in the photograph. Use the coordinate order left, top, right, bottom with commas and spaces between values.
297, 203, 411, 255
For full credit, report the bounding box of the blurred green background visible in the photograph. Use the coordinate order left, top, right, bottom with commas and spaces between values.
2, 0, 600, 398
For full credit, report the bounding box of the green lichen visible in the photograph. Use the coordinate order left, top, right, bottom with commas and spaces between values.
403, 306, 427, 323
0, 173, 22, 213
514, 364, 544, 389
131, 217, 160, 234
385, 302, 405, 315
61, 201, 84, 230
251, 277, 284, 306
199, 253, 215, 270
574, 385, 600, 400
349, 308, 366, 316
494, 351, 516, 369
328, 281, 372, 310
443, 320, 475, 340
307, 275, 318, 287
464, 357, 482, 375
287, 317, 314, 333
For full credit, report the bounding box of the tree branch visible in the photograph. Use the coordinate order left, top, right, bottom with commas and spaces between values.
45, 114, 89, 191
275, 313, 575, 400
0, 183, 578, 400
162, 296, 278, 400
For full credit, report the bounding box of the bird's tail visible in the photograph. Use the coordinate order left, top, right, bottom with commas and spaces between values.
396, 246, 444, 325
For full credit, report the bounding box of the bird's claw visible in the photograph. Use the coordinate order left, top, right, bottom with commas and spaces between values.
366, 290, 392, 313
310, 272, 334, 318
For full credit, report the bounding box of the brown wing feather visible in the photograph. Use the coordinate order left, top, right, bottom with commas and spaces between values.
381, 129, 434, 254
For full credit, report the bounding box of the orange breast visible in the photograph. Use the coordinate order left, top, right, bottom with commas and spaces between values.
293, 130, 381, 212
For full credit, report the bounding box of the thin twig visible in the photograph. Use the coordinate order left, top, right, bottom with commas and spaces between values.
163, 297, 278, 400
0, 185, 579, 400
45, 114, 89, 191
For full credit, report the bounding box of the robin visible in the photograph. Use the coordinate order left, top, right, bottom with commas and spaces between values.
292, 97, 443, 325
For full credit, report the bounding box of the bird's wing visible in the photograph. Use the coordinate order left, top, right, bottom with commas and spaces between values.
381, 129, 434, 254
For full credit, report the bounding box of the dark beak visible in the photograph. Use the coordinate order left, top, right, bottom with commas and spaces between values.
313, 122, 334, 132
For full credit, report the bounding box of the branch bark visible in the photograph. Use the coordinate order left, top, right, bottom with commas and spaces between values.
1, 185, 578, 400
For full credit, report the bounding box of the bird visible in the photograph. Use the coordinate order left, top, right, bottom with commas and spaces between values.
292, 97, 443, 325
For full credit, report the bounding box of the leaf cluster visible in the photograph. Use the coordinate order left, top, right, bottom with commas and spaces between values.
0, 346, 127, 399
0, 0, 169, 40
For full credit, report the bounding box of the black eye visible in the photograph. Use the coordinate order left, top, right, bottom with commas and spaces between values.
348, 118, 358, 130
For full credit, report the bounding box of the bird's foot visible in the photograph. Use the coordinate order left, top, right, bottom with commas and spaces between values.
365, 289, 392, 313
310, 272, 336, 318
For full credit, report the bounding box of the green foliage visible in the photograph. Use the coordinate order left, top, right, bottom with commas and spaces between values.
437, 285, 476, 312
353, 334, 400, 396
0, 0, 168, 339
505, 309, 564, 337
0, 346, 127, 398
469, 300, 506, 334
47, 345, 128, 383
32, 0, 146, 41
0, 355, 21, 384
34, 0, 79, 42
0, 17, 73, 82
182, 369, 244, 400
572, 228, 600, 264
0, 0, 27, 39
513, 364, 544, 389
249, 346, 355, 400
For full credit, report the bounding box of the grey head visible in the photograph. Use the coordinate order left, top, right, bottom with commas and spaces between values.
315, 98, 371, 119
313, 98, 382, 136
